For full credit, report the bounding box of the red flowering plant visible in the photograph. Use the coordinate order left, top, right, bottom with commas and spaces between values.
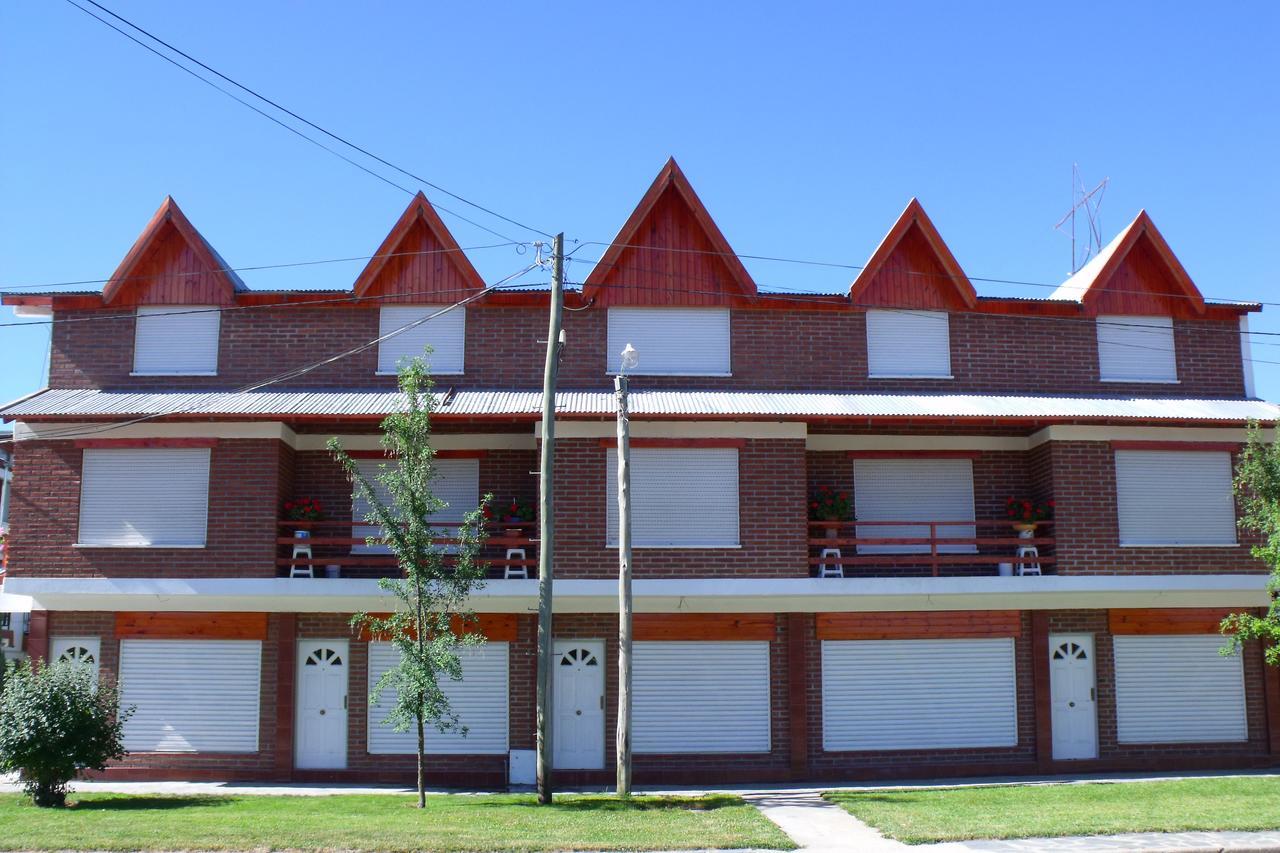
1006, 497, 1054, 525
810, 485, 853, 522
501, 498, 535, 524
283, 497, 325, 522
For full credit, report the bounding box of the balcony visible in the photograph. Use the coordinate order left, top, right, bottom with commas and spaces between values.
808, 520, 1055, 578
277, 520, 538, 580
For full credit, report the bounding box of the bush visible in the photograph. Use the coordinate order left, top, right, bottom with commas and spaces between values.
0, 659, 132, 807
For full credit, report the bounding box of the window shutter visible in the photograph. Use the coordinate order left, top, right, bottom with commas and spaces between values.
78, 448, 210, 547
606, 308, 731, 375
50, 636, 101, 679
377, 305, 465, 374
866, 309, 951, 378
633, 641, 771, 753
1096, 315, 1177, 382
367, 642, 509, 754
351, 457, 478, 553
606, 447, 739, 547
133, 306, 220, 375
1114, 450, 1236, 546
821, 638, 1018, 750
854, 458, 976, 554
119, 639, 262, 753
1114, 635, 1246, 743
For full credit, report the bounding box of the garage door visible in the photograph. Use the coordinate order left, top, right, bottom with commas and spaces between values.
367, 642, 508, 754
1114, 635, 1246, 743
119, 640, 262, 753
822, 638, 1018, 751
633, 641, 771, 753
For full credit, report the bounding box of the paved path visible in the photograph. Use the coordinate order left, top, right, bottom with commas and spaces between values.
745, 790, 900, 852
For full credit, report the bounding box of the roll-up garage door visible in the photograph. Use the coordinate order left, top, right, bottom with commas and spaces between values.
822, 638, 1017, 751
633, 641, 771, 753
367, 642, 509, 754
1114, 635, 1246, 743
119, 639, 262, 753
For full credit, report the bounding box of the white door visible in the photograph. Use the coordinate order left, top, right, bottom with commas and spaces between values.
296, 640, 349, 769
553, 640, 605, 769
1050, 634, 1098, 760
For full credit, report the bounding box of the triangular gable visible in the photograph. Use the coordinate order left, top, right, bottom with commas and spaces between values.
848, 199, 977, 310
582, 158, 756, 306
103, 197, 246, 305
353, 192, 486, 302
1049, 211, 1205, 316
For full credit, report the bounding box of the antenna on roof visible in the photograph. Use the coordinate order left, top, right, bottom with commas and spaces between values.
1053, 164, 1109, 274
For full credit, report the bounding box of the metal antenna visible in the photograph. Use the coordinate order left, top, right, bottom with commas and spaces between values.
1054, 163, 1110, 273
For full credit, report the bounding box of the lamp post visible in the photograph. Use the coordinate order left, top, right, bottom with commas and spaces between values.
615, 342, 637, 797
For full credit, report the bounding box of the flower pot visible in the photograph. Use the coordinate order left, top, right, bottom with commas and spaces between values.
1012, 522, 1038, 535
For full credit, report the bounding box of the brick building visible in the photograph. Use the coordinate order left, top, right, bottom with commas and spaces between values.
2, 159, 1278, 784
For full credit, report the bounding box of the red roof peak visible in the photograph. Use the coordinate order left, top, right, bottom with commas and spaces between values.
582, 159, 756, 306
849, 199, 977, 309
353, 193, 486, 299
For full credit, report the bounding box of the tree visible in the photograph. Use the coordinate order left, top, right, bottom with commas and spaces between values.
329, 359, 491, 808
0, 658, 132, 807
1222, 423, 1280, 660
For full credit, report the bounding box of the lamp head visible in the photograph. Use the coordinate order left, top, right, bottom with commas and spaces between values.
619, 343, 639, 372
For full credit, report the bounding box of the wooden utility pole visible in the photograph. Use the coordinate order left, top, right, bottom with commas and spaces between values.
615, 370, 633, 797
535, 233, 565, 805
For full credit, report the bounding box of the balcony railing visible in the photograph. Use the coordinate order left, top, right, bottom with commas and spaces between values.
808, 519, 1055, 578
278, 520, 538, 580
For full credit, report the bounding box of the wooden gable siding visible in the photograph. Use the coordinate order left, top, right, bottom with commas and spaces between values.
854, 223, 970, 310
1108, 608, 1237, 635
115, 611, 269, 640
360, 215, 480, 303
817, 610, 1023, 640
633, 613, 776, 641
111, 219, 236, 307
1090, 234, 1201, 319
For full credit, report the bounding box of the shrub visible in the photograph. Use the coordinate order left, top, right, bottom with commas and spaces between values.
0, 659, 132, 807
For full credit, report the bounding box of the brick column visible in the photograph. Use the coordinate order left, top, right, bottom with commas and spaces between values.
26, 610, 49, 664
1031, 610, 1052, 769
787, 613, 809, 778
274, 614, 297, 780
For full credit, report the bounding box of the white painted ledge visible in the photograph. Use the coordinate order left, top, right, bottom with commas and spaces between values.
3, 574, 1270, 614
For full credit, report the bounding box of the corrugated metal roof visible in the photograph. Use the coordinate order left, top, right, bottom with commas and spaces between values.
3, 387, 1277, 423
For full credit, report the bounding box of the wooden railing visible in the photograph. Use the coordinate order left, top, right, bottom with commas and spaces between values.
277, 519, 538, 579
808, 519, 1055, 578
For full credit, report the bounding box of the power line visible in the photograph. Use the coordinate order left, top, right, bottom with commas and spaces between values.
60, 0, 528, 244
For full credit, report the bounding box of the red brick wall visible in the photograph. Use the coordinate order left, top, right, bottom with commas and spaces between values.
8, 440, 286, 579
47, 304, 1246, 397
553, 438, 808, 579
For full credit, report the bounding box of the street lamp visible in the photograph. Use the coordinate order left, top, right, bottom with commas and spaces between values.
614, 343, 636, 797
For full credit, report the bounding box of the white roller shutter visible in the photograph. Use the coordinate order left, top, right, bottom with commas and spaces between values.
606, 447, 739, 547
1114, 450, 1236, 546
133, 306, 220, 375
352, 457, 478, 553
119, 639, 262, 753
367, 642, 509, 754
78, 448, 210, 547
633, 641, 771, 753
1097, 315, 1177, 382
607, 308, 731, 375
854, 458, 975, 554
866, 309, 951, 378
377, 305, 465, 374
1114, 635, 1246, 743
822, 638, 1018, 750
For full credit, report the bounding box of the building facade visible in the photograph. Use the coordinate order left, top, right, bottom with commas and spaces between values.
3, 159, 1278, 785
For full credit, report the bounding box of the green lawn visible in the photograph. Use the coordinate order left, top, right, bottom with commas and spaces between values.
826, 776, 1280, 844
0, 792, 794, 852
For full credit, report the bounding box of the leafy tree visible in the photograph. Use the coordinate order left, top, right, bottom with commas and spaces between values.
329, 360, 491, 808
0, 658, 132, 807
1223, 423, 1280, 660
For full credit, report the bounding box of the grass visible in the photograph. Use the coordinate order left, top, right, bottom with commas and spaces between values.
0, 791, 794, 852
825, 776, 1280, 844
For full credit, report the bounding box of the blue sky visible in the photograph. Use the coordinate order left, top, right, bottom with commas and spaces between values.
1, 1, 1277, 401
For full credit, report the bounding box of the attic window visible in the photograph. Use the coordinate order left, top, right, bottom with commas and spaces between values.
377, 305, 466, 375
133, 306, 220, 376
1096, 315, 1177, 383
865, 309, 952, 378
606, 308, 731, 375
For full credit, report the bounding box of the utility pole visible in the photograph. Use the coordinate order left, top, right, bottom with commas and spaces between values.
615, 344, 637, 797
536, 233, 565, 805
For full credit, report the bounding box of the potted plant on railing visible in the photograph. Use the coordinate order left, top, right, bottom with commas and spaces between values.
284, 497, 326, 523
1005, 497, 1053, 537
810, 486, 852, 538
500, 499, 534, 540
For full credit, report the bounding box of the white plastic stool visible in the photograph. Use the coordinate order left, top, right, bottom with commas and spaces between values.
504, 548, 528, 579
1015, 528, 1041, 576
818, 547, 844, 578
290, 529, 314, 578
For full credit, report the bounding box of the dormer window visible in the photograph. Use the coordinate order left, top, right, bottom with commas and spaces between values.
606, 308, 730, 375
1096, 315, 1177, 382
865, 309, 952, 379
377, 305, 465, 375
133, 306, 220, 376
